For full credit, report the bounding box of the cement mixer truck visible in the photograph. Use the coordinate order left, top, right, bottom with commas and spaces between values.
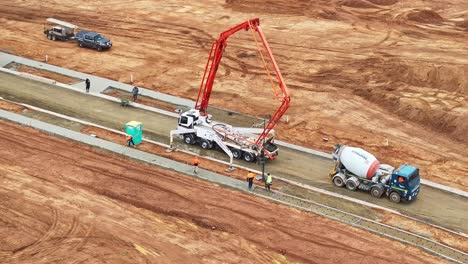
329, 144, 420, 203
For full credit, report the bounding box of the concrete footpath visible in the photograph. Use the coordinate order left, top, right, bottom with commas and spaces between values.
0, 52, 466, 198
1, 109, 466, 264
0, 52, 192, 108
0, 109, 248, 191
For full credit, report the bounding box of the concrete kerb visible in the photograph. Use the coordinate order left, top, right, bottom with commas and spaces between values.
1, 53, 467, 198
49, 78, 468, 198
0, 52, 193, 106
253, 191, 467, 264
5, 99, 468, 239
0, 68, 174, 119
53, 82, 180, 118
0, 109, 255, 193
3, 107, 466, 262
0, 67, 21, 76
19, 72, 56, 85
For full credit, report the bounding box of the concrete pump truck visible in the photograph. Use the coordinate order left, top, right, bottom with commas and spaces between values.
169, 18, 291, 168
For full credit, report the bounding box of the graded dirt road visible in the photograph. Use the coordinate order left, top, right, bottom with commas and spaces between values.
0, 0, 467, 192
1, 72, 467, 236
0, 119, 448, 263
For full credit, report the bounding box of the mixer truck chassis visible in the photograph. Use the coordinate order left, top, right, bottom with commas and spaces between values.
330, 144, 420, 203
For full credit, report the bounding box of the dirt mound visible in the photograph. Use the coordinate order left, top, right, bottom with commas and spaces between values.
366, 59, 467, 95
368, 0, 398, 5
354, 87, 468, 143
225, 0, 310, 15
319, 9, 341, 20
456, 20, 468, 30
340, 0, 377, 8
407, 10, 444, 24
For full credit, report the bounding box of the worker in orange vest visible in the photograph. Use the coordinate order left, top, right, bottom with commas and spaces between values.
126, 134, 135, 147
247, 171, 255, 190
193, 156, 200, 174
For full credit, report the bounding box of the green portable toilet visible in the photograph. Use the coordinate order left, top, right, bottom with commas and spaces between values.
125, 121, 143, 145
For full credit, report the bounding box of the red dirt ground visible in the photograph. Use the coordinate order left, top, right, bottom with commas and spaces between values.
80, 126, 271, 188
0, 0, 466, 190
0, 100, 24, 113
0, 119, 446, 263
80, 124, 468, 254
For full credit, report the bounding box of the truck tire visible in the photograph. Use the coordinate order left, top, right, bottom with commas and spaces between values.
243, 152, 255, 163
79, 42, 83, 47
97, 46, 102, 51
389, 192, 401, 203
232, 149, 242, 159
332, 176, 345, 187
370, 186, 384, 198
52, 35, 56, 41
345, 177, 359, 191
47, 34, 52, 40
184, 134, 196, 145
199, 139, 212, 149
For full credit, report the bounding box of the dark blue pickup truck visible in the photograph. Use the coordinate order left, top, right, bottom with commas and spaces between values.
76, 31, 112, 51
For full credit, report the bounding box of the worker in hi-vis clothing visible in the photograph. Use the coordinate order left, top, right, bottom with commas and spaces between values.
247, 171, 255, 190
193, 156, 200, 174
265, 173, 272, 192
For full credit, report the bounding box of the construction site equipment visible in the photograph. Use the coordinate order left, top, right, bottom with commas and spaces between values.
169, 18, 290, 167
126, 121, 143, 145
120, 98, 130, 107
43, 18, 78, 41
329, 144, 420, 203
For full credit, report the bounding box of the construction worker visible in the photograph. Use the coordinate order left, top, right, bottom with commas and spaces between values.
132, 86, 139, 102
247, 171, 255, 190
126, 134, 135, 147
85, 78, 90, 93
265, 173, 272, 192
193, 156, 200, 174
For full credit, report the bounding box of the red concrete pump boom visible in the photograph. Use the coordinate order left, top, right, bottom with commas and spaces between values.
195, 18, 290, 157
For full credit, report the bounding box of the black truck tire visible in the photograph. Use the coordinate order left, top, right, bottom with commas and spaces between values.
199, 139, 212, 149
370, 186, 384, 198
389, 192, 401, 203
332, 176, 345, 187
345, 179, 358, 191
243, 152, 255, 163
47, 34, 52, 40
52, 35, 56, 41
79, 42, 83, 47
97, 46, 102, 51
184, 134, 196, 145
232, 149, 242, 159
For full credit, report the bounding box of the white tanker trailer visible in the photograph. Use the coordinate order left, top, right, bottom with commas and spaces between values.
329, 144, 420, 203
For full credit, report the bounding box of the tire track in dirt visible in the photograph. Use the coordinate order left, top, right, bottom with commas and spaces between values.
1, 128, 368, 257
0, 165, 150, 263
1, 4, 213, 54
0, 120, 447, 263
0, 205, 58, 261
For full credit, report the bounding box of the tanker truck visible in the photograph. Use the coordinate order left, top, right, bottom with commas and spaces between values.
329, 144, 420, 203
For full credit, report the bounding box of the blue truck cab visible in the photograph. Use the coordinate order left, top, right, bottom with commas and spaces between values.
388, 164, 420, 203
76, 30, 112, 51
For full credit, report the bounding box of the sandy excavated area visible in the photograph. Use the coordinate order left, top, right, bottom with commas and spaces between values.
0, 120, 446, 263
0, 0, 467, 190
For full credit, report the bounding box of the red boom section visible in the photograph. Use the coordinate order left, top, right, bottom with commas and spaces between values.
195, 18, 260, 114
195, 18, 290, 157
252, 25, 290, 151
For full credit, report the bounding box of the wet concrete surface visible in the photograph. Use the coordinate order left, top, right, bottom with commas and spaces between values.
102, 86, 264, 127
1, 71, 467, 234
